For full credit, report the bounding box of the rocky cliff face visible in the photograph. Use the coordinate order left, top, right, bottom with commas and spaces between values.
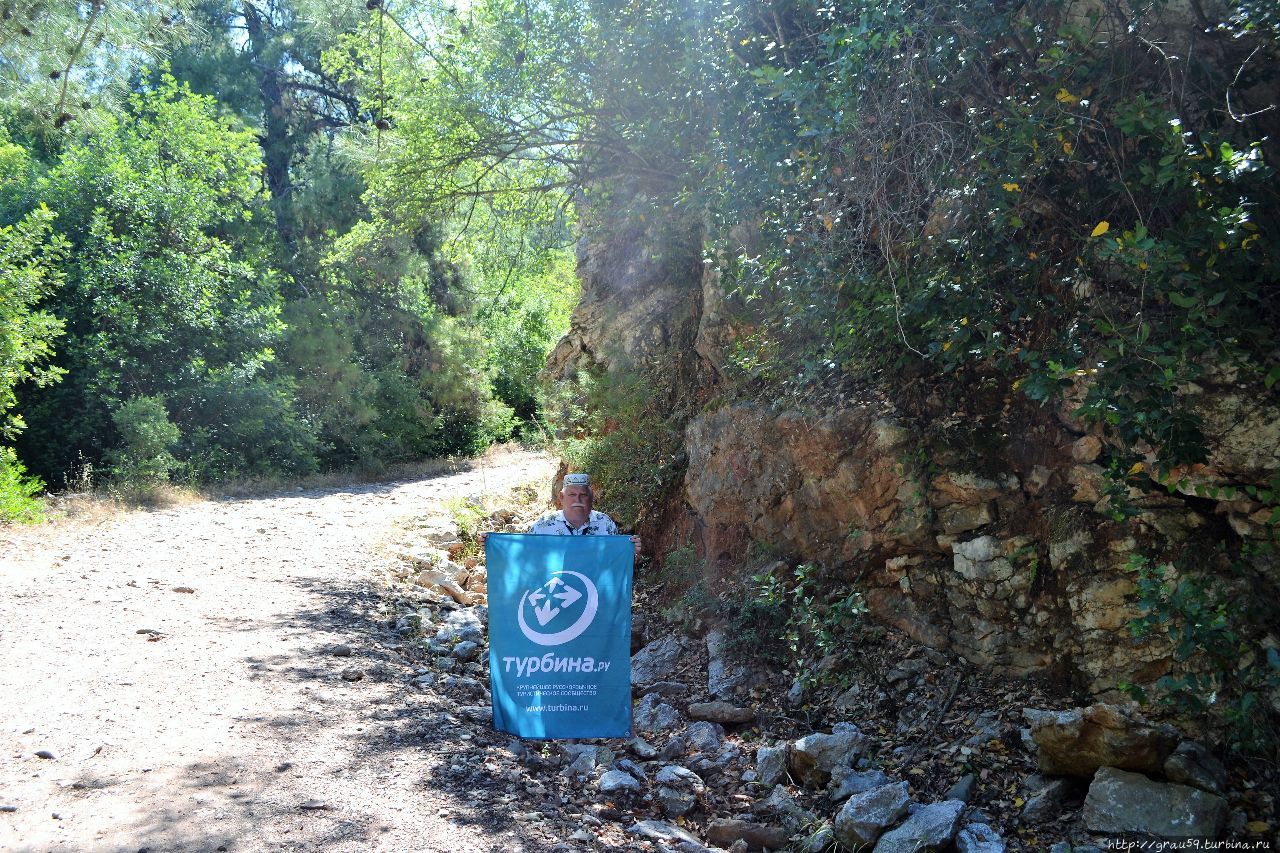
547, 210, 1280, 700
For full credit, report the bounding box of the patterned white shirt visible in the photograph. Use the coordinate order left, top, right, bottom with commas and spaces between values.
528, 509, 620, 536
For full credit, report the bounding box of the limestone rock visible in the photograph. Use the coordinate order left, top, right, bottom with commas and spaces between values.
563, 751, 597, 778
956, 822, 1006, 853
707, 629, 749, 699
656, 765, 704, 818
1072, 435, 1103, 463
599, 769, 642, 794
1163, 741, 1228, 795
658, 785, 699, 818
628, 819, 706, 849
687, 721, 724, 753
632, 635, 687, 685
1024, 704, 1179, 776
829, 769, 892, 803
629, 737, 659, 759
563, 743, 614, 765
873, 800, 965, 852
938, 502, 996, 535
756, 744, 788, 786
832, 781, 910, 848
688, 701, 755, 724
706, 818, 789, 851
1083, 767, 1226, 839
789, 722, 867, 787
412, 568, 474, 604
1021, 775, 1074, 823
944, 774, 976, 804
635, 692, 682, 734
433, 608, 484, 645
752, 785, 817, 834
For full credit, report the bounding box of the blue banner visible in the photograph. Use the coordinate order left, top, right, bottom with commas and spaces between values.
486, 534, 634, 739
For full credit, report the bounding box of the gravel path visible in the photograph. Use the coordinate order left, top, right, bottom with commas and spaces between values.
0, 449, 556, 853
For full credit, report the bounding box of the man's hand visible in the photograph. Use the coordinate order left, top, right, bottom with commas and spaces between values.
631, 535, 641, 557
479, 531, 489, 546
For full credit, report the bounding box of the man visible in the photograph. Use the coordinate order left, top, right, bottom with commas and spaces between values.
482, 473, 641, 556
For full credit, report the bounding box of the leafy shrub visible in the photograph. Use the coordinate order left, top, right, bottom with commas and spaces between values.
555, 370, 686, 530
1124, 551, 1280, 755
0, 446, 43, 523
18, 75, 285, 484
105, 395, 180, 487
173, 367, 320, 481
743, 561, 869, 688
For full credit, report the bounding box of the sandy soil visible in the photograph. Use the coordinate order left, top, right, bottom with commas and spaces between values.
0, 448, 557, 853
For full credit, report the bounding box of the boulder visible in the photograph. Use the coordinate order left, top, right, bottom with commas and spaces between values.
599, 769, 643, 793
873, 800, 965, 852
789, 722, 867, 787
688, 701, 755, 724
632, 635, 688, 685
1162, 741, 1228, 795
1083, 767, 1227, 839
829, 769, 892, 803
832, 781, 910, 848
1024, 704, 1179, 776
634, 693, 682, 734
756, 744, 788, 786
955, 822, 1006, 853
706, 818, 790, 851
687, 721, 724, 754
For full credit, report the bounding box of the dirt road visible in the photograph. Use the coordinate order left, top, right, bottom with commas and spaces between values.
0, 449, 557, 853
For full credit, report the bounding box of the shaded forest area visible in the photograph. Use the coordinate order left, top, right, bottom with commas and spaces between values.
1, 0, 575, 519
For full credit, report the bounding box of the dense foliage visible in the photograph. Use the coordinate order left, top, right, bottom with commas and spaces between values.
0, 1, 574, 509
327, 0, 1280, 745
2, 0, 1278, 744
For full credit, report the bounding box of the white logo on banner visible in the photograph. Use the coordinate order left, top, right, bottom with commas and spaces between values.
517, 570, 599, 646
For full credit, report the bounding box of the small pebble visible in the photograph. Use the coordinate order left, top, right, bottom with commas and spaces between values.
35, 750, 55, 760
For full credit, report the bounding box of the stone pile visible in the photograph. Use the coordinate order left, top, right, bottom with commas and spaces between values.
1022, 704, 1231, 839
374, 504, 1272, 851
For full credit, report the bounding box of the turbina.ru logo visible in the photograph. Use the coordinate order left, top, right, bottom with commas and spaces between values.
517, 570, 599, 646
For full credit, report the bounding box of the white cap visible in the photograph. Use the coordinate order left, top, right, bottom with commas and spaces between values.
563, 473, 591, 485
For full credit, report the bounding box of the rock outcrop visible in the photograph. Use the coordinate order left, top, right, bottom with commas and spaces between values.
544, 182, 1280, 705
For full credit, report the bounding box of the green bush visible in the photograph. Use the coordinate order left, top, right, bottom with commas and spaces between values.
1124, 551, 1280, 755
105, 395, 180, 487
17, 75, 285, 484
740, 561, 869, 688
174, 368, 320, 481
555, 369, 686, 530
0, 446, 43, 523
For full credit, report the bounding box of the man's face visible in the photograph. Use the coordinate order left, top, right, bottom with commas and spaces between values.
560, 484, 593, 525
